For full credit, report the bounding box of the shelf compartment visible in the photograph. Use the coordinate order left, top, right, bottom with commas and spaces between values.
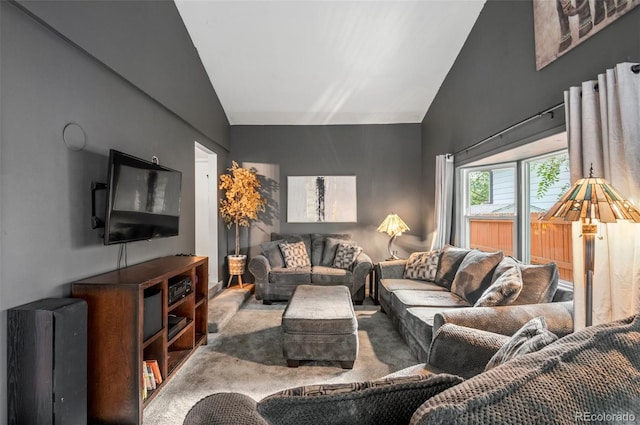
167, 319, 194, 346
167, 349, 192, 375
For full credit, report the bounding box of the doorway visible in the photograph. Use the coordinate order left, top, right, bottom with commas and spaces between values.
194, 142, 218, 290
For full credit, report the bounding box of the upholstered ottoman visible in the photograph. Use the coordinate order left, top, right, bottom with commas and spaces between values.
282, 285, 359, 369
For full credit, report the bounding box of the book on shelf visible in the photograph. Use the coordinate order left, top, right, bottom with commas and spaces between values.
142, 361, 156, 391
147, 359, 163, 385
142, 372, 148, 401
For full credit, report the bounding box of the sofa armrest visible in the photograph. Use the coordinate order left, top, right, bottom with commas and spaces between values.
428, 323, 510, 379
351, 252, 373, 294
377, 259, 407, 279
183, 393, 268, 425
248, 255, 271, 297
433, 301, 574, 338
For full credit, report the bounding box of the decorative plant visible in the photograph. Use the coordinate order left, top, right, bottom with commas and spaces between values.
219, 161, 266, 256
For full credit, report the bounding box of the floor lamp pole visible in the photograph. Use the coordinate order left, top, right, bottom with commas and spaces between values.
583, 226, 596, 327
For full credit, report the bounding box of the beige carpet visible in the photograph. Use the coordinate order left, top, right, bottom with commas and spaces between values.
143, 297, 418, 424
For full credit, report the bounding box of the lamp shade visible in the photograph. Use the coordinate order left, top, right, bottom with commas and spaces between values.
541, 176, 640, 224
377, 213, 410, 236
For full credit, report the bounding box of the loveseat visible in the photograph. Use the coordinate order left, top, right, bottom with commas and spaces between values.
183, 315, 640, 425
248, 233, 373, 304
377, 245, 574, 362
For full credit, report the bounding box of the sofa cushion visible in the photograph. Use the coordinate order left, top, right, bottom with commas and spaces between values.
257, 373, 464, 425
333, 243, 362, 269
412, 315, 640, 425
380, 278, 449, 294
404, 307, 447, 351
450, 250, 504, 305
391, 290, 470, 322
434, 245, 471, 289
404, 251, 440, 281
272, 233, 311, 258
280, 241, 312, 268
260, 239, 287, 268
493, 257, 559, 305
485, 316, 558, 371
269, 267, 312, 284
311, 266, 352, 284
474, 265, 523, 307
315, 234, 352, 266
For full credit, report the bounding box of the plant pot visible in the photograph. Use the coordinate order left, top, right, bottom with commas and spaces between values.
228, 254, 247, 276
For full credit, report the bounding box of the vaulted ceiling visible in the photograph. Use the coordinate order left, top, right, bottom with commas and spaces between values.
175, 0, 486, 125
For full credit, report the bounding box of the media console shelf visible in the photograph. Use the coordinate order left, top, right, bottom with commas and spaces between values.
72, 255, 208, 425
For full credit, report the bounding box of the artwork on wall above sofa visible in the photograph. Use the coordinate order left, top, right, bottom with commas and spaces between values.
533, 0, 639, 70
287, 176, 357, 222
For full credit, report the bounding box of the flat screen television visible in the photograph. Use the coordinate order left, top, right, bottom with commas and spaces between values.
104, 149, 182, 245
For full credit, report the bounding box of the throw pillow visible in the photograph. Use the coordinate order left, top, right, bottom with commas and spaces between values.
321, 236, 355, 266
279, 241, 311, 268
474, 265, 523, 307
333, 243, 363, 269
260, 239, 286, 268
492, 257, 559, 305
484, 316, 558, 371
434, 245, 471, 289
450, 249, 504, 305
404, 250, 440, 281
257, 373, 464, 425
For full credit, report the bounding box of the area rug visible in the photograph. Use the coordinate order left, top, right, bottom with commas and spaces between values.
144, 297, 418, 424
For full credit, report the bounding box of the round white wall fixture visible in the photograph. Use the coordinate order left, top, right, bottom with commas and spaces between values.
63, 123, 86, 151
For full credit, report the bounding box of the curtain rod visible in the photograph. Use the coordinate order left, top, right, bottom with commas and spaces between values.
452, 102, 565, 157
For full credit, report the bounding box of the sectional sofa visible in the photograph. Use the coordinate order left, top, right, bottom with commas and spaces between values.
183, 315, 640, 425
376, 245, 574, 363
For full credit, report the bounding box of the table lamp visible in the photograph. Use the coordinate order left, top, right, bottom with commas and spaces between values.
377, 213, 410, 260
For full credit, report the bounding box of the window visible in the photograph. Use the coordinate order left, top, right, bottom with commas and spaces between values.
458, 135, 572, 282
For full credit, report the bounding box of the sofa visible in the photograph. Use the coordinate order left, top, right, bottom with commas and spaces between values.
376, 245, 574, 362
248, 233, 373, 304
183, 315, 640, 425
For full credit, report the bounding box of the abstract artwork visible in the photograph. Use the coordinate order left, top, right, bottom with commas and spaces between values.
287, 176, 357, 222
533, 0, 638, 70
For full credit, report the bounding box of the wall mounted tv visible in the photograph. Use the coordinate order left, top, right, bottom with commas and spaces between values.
104, 149, 182, 245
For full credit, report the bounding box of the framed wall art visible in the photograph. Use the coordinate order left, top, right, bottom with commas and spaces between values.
287, 176, 357, 223
533, 0, 639, 70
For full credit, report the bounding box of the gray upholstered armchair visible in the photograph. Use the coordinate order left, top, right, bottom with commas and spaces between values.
248, 233, 373, 304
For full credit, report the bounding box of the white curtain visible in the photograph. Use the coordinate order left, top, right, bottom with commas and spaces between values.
565, 62, 640, 330
430, 154, 454, 250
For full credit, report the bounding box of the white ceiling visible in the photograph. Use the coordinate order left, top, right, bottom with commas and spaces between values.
175, 0, 486, 126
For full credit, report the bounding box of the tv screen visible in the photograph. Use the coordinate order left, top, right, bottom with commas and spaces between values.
104, 149, 182, 245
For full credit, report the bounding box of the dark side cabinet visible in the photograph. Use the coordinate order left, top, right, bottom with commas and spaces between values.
7, 298, 87, 425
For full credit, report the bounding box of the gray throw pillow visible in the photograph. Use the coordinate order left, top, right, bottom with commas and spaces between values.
434, 245, 471, 289
474, 265, 523, 307
332, 243, 362, 269
321, 236, 354, 266
484, 316, 558, 371
492, 257, 559, 305
450, 249, 504, 305
257, 373, 464, 425
260, 239, 286, 268
404, 250, 440, 281
279, 241, 311, 268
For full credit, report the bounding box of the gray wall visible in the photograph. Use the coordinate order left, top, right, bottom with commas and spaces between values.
0, 1, 229, 420
230, 124, 426, 264
421, 0, 640, 242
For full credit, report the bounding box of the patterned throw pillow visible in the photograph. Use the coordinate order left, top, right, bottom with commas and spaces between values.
279, 241, 311, 268
484, 316, 558, 371
257, 373, 464, 425
332, 243, 363, 269
474, 265, 523, 307
404, 251, 440, 281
